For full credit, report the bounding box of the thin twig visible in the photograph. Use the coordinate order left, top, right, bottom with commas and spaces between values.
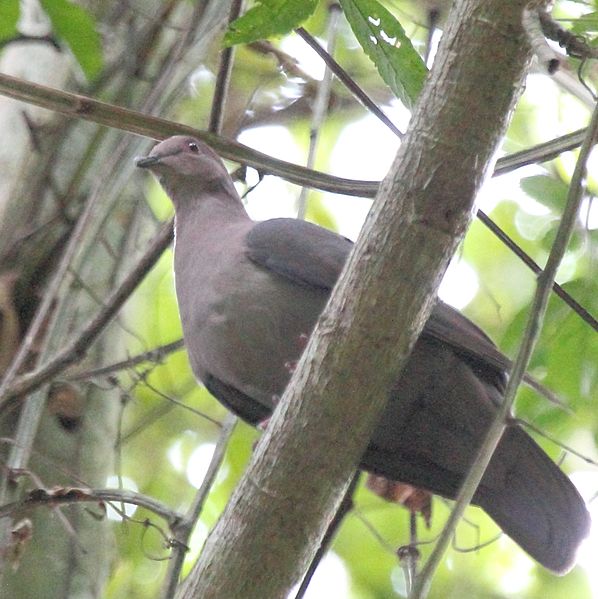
67, 339, 185, 381
0, 467, 87, 554
138, 376, 223, 427
208, 0, 243, 134
297, 3, 342, 220
0, 486, 183, 525
476, 210, 598, 332
294, 472, 360, 599
514, 417, 598, 467
1, 221, 174, 409
161, 413, 237, 599
410, 97, 598, 599
494, 128, 586, 176
399, 512, 420, 595
295, 26, 404, 139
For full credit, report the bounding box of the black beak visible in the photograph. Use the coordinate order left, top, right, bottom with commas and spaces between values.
135, 155, 161, 168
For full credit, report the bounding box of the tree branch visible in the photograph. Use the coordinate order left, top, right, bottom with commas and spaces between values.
0, 486, 183, 526
0, 72, 589, 196
0, 221, 174, 410
160, 414, 237, 598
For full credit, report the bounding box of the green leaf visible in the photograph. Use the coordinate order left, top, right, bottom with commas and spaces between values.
0, 0, 19, 41
340, 0, 427, 109
40, 0, 103, 80
520, 174, 569, 211
224, 0, 318, 46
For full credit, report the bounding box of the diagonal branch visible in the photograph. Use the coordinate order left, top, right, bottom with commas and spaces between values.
0, 72, 378, 197
0, 221, 174, 410
0, 72, 590, 196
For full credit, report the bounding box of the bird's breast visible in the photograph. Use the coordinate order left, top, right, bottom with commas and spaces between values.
175, 241, 327, 410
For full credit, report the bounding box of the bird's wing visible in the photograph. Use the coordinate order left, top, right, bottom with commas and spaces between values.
246, 217, 508, 390
426, 302, 508, 393
245, 218, 352, 291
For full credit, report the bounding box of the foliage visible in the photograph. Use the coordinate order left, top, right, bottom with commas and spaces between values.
224, 0, 319, 45
340, 0, 426, 108
41, 0, 103, 80
0, 0, 18, 41
0, 0, 103, 78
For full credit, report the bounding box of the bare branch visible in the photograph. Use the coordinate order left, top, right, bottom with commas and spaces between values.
0, 486, 183, 526
161, 414, 237, 599
297, 4, 343, 220
295, 26, 404, 139
0, 72, 378, 197
1, 221, 174, 409
66, 339, 185, 381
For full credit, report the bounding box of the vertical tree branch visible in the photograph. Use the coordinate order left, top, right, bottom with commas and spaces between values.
297, 3, 342, 220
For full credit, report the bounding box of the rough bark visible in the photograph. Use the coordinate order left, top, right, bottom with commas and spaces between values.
179, 1, 537, 598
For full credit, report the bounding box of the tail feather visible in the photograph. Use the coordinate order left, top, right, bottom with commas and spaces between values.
477, 426, 590, 574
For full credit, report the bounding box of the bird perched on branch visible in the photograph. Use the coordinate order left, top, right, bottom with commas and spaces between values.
136, 135, 590, 574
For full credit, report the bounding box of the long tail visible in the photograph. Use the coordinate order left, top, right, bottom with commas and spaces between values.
477, 426, 590, 574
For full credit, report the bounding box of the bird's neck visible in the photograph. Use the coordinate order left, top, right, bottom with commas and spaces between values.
173, 185, 251, 253
173, 180, 249, 223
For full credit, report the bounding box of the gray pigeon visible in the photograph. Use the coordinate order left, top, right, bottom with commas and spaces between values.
136, 135, 590, 574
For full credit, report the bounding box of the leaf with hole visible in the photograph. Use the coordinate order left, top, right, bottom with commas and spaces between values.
340, 0, 427, 109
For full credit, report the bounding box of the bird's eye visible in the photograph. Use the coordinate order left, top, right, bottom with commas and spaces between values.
188, 142, 199, 153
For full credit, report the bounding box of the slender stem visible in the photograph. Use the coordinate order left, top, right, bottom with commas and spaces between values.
161, 414, 237, 599
401, 512, 419, 595
296, 26, 404, 139
208, 0, 243, 134
294, 472, 360, 599
477, 210, 597, 331
0, 486, 183, 525
67, 339, 185, 381
410, 95, 598, 599
297, 3, 342, 220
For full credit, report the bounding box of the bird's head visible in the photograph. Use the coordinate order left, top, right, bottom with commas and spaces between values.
136, 136, 231, 198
